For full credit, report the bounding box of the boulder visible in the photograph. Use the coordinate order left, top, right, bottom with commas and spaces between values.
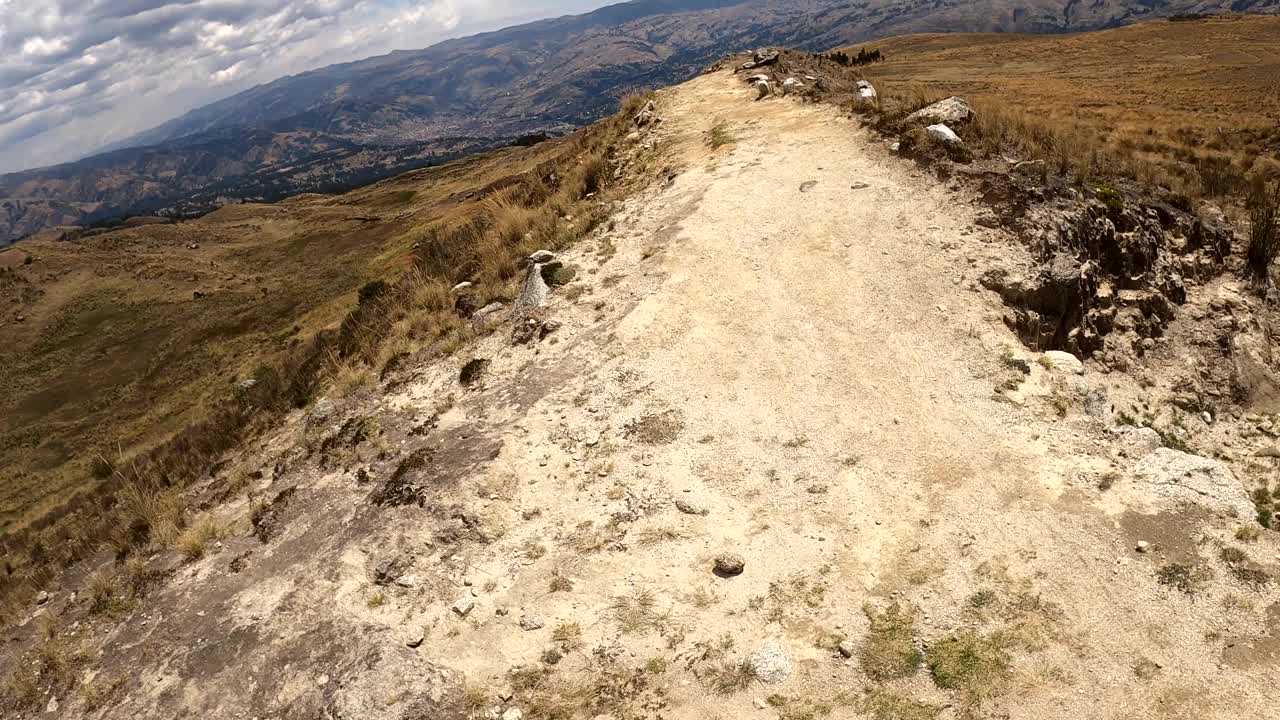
1232, 332, 1280, 413
512, 263, 550, 318
855, 80, 877, 106
747, 49, 773, 67
781, 78, 805, 96
754, 80, 772, 100
528, 250, 556, 265
905, 96, 975, 126
1041, 351, 1084, 375
1131, 448, 1255, 518
925, 124, 961, 145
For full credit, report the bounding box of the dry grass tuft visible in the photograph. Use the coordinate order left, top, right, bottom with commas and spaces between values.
861, 689, 942, 720
175, 515, 226, 561
927, 631, 1011, 700
624, 410, 685, 445
606, 587, 670, 634
549, 572, 574, 593
552, 621, 583, 650
1246, 178, 1280, 283
859, 603, 922, 681
706, 120, 736, 149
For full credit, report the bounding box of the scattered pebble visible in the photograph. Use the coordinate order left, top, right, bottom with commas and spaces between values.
452, 597, 476, 617
675, 498, 710, 516
714, 553, 746, 577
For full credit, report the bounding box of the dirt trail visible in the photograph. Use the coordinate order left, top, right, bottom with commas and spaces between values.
417, 71, 1269, 712
405, 71, 1279, 717
27, 67, 1280, 720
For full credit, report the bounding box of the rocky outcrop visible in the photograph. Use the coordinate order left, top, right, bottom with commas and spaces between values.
1131, 448, 1255, 519
976, 170, 1236, 359
512, 251, 554, 317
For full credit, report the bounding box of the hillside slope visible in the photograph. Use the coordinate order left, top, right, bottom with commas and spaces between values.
3, 0, 1278, 245
0, 129, 609, 538
852, 14, 1280, 192
5, 63, 1278, 720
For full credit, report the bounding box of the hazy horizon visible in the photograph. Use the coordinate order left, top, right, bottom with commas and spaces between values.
0, 0, 615, 175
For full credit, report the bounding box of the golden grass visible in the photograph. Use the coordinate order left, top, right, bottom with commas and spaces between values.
851, 16, 1280, 200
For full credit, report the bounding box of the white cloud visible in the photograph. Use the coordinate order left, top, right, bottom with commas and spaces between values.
0, 1, 612, 174
210, 60, 244, 83
20, 35, 68, 57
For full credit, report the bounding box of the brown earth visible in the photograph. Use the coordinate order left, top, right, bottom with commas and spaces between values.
6, 64, 1278, 720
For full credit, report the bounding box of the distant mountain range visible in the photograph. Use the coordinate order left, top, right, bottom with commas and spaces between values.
3, 0, 1278, 246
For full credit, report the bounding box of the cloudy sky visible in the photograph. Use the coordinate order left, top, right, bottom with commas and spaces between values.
0, 0, 612, 174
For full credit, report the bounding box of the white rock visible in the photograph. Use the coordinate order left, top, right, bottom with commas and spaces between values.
906, 96, 975, 125
395, 574, 418, 588
1041, 350, 1084, 375
754, 80, 771, 100
452, 597, 476, 617
855, 80, 877, 105
749, 641, 793, 684
925, 124, 962, 145
782, 77, 805, 95
1132, 448, 1255, 518
1116, 426, 1163, 457
502, 709, 524, 720
451, 281, 474, 294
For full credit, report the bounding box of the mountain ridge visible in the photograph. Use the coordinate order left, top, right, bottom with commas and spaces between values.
2, 0, 1278, 246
